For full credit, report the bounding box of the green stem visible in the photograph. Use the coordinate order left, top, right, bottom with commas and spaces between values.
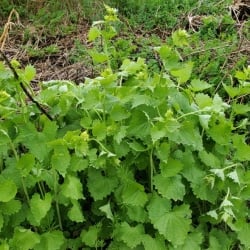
56, 201, 63, 231
223, 163, 240, 171
0, 157, 3, 173
103, 37, 111, 70
53, 170, 63, 231
177, 109, 203, 120
149, 148, 154, 193
5, 131, 30, 204
90, 138, 115, 156
21, 177, 30, 204
37, 182, 45, 199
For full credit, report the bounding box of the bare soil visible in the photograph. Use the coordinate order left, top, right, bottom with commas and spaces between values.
0, 5, 249, 85
1, 18, 92, 84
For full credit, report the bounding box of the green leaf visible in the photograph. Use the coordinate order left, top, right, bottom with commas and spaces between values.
29, 193, 52, 226
120, 58, 146, 75
207, 210, 219, 220
156, 45, 180, 71
24, 65, 36, 82
126, 205, 147, 223
172, 231, 203, 250
68, 200, 85, 223
208, 119, 231, 145
82, 87, 101, 109
102, 26, 117, 40
195, 93, 213, 109
208, 229, 235, 250
141, 234, 166, 250
121, 180, 148, 207
160, 157, 183, 177
210, 168, 225, 181
180, 150, 218, 202
235, 67, 250, 80
0, 179, 17, 202
34, 231, 65, 250
12, 228, 40, 250
89, 50, 109, 64
147, 193, 171, 227
198, 150, 221, 168
154, 174, 185, 201
169, 90, 193, 113
113, 140, 130, 157
75, 140, 89, 157
169, 120, 203, 151
170, 62, 193, 84
39, 118, 58, 140
172, 29, 189, 47
232, 135, 250, 161
70, 155, 88, 172
0, 199, 21, 215
0, 61, 12, 80
192, 178, 218, 202
181, 156, 218, 202
110, 104, 130, 121
16, 121, 58, 161
165, 117, 181, 133
81, 224, 102, 248
114, 125, 127, 144
0, 129, 12, 148
189, 79, 211, 92
99, 202, 114, 221
180, 121, 203, 150
211, 94, 230, 113
148, 194, 191, 246
232, 103, 250, 114
199, 114, 211, 129
151, 123, 167, 143
0, 242, 9, 250
92, 120, 106, 141
88, 26, 101, 41
227, 169, 240, 184
0, 213, 3, 232
106, 241, 130, 249
237, 222, 250, 248
132, 94, 151, 108
165, 205, 192, 246
51, 146, 70, 177
0, 90, 10, 103
100, 71, 117, 86
223, 84, 242, 98
128, 140, 147, 152
17, 153, 35, 177
80, 116, 93, 128
87, 168, 118, 200
151, 118, 180, 144
128, 110, 150, 139
113, 222, 144, 249
60, 175, 84, 200
66, 238, 82, 250
156, 142, 170, 162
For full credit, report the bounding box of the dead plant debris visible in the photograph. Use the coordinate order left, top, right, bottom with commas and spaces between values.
0, 4, 249, 85
1, 16, 92, 84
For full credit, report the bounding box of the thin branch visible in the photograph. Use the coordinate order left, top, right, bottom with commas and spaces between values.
0, 50, 53, 121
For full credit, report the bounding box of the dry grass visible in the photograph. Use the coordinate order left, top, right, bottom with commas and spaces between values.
0, 9, 22, 50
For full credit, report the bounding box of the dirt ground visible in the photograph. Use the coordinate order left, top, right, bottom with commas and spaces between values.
0, 2, 249, 85
1, 18, 92, 84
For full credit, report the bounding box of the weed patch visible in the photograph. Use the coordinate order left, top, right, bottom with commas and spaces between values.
0, 3, 250, 249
